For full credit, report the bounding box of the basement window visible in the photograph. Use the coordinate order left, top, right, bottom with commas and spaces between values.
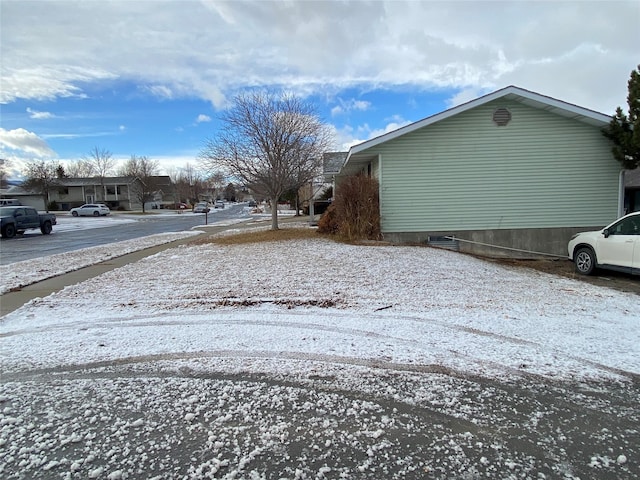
493, 108, 512, 126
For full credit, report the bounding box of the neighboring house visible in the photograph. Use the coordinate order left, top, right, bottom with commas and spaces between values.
140, 176, 175, 210
1, 176, 176, 211
334, 86, 624, 257
624, 169, 640, 214
50, 177, 140, 210
323, 152, 347, 185
297, 152, 346, 216
0, 185, 47, 210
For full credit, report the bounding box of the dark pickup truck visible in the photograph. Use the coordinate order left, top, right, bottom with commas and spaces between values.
0, 206, 57, 238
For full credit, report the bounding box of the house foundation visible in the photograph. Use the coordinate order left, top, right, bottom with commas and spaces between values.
382, 226, 605, 259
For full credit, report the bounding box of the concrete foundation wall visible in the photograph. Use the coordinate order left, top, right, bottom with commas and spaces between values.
382, 226, 604, 259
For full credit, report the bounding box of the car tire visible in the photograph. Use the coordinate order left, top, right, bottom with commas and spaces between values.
93, 211, 100, 216
72, 211, 79, 217
2, 224, 16, 238
41, 221, 52, 235
574, 247, 596, 275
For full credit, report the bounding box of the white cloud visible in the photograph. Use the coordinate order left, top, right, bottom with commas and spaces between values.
0, 1, 636, 113
331, 98, 371, 117
145, 85, 175, 100
40, 131, 121, 140
446, 88, 490, 109
331, 106, 344, 116
0, 65, 115, 104
26, 107, 55, 119
196, 114, 211, 123
142, 153, 203, 177
0, 128, 56, 158
331, 115, 413, 151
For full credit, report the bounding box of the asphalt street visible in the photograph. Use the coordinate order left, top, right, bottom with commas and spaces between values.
0, 205, 247, 265
0, 214, 294, 317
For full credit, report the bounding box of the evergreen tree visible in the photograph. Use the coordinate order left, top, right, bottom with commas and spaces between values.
603, 65, 640, 169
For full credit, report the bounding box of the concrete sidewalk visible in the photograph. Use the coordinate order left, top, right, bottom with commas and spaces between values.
0, 216, 311, 317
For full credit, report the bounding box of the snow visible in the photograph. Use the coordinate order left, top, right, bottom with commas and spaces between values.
1, 213, 639, 479
2, 220, 637, 380
0, 211, 261, 294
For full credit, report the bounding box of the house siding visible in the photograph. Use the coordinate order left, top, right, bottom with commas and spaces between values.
369, 99, 620, 233
49, 183, 137, 210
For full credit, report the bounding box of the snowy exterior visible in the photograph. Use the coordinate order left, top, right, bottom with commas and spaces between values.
337, 86, 623, 257
1, 215, 639, 479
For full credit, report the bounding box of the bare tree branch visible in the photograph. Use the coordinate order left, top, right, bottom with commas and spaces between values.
66, 159, 95, 177
84, 146, 115, 201
119, 155, 160, 213
199, 91, 333, 230
21, 159, 61, 212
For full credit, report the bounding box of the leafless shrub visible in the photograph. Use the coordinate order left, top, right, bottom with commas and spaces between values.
319, 174, 381, 241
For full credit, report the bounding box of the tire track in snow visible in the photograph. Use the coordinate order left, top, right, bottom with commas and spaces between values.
2, 309, 636, 380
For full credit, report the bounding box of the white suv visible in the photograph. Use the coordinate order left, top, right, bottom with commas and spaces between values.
568, 212, 640, 275
70, 203, 111, 217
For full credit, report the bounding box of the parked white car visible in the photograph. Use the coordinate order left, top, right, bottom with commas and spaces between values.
568, 211, 640, 275
70, 204, 111, 217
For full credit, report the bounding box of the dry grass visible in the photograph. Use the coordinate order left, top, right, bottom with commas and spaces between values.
188, 227, 640, 295
192, 227, 325, 246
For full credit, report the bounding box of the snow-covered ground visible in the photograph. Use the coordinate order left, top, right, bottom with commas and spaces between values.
1, 217, 638, 479
0, 210, 261, 294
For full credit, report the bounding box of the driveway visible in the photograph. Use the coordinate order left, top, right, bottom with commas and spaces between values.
2, 354, 637, 479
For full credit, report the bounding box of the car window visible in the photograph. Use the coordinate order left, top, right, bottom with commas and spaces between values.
609, 216, 640, 235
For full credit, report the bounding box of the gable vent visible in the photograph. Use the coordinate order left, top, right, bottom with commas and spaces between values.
493, 108, 512, 126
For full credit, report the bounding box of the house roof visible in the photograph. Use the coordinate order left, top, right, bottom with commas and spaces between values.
323, 152, 348, 180
340, 85, 613, 176
0, 185, 37, 196
57, 176, 138, 187
54, 175, 173, 187
625, 169, 640, 188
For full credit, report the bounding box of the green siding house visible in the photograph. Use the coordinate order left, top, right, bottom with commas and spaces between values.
336, 86, 624, 257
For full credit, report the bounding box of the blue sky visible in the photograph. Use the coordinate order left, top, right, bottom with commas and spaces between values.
1, 0, 638, 180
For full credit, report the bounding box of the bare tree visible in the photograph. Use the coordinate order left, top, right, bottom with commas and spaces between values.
0, 158, 9, 188
207, 171, 226, 201
119, 155, 160, 213
84, 146, 115, 201
182, 163, 201, 204
199, 91, 333, 230
172, 174, 191, 205
66, 159, 95, 177
21, 159, 61, 212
